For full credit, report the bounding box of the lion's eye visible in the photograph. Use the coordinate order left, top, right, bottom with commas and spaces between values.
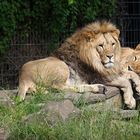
99, 44, 103, 48
112, 43, 115, 47
133, 56, 137, 61
97, 44, 104, 52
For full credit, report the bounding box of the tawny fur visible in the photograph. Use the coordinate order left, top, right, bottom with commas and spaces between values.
18, 21, 139, 109
121, 44, 140, 75
120, 44, 140, 96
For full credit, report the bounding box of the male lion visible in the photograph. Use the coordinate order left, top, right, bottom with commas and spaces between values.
18, 21, 140, 109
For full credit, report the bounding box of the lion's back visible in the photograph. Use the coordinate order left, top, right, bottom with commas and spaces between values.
19, 57, 69, 85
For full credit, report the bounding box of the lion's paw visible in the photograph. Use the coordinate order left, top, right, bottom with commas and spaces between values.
96, 84, 107, 94
75, 84, 107, 93
90, 84, 107, 94
125, 97, 136, 109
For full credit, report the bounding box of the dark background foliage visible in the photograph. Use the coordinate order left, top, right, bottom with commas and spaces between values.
0, 0, 117, 54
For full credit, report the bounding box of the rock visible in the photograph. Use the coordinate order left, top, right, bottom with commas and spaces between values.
24, 100, 80, 125
82, 93, 123, 111
64, 92, 106, 106
81, 92, 106, 104
64, 92, 82, 102
1, 90, 18, 98
0, 128, 6, 140
105, 92, 122, 110
64, 86, 121, 106
0, 90, 15, 107
105, 86, 120, 99
46, 100, 80, 122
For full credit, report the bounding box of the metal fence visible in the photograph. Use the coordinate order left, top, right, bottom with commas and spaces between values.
0, 1, 140, 89
119, 0, 140, 47
0, 31, 50, 89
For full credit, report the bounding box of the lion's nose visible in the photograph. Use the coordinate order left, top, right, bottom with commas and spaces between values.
107, 55, 113, 59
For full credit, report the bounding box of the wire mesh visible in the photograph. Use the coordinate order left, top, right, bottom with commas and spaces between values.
119, 0, 140, 47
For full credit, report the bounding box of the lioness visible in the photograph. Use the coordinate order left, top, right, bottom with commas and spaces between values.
18, 21, 140, 109
121, 44, 140, 76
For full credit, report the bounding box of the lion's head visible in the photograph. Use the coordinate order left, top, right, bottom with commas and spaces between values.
67, 21, 121, 76
53, 21, 121, 82
121, 44, 140, 75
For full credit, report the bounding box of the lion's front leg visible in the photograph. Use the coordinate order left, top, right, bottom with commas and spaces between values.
63, 84, 106, 94
108, 77, 136, 109
123, 71, 140, 95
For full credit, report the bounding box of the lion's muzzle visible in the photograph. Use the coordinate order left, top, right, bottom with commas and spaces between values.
103, 55, 114, 68
104, 62, 114, 68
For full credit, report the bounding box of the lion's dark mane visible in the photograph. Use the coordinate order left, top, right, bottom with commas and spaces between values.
51, 41, 106, 84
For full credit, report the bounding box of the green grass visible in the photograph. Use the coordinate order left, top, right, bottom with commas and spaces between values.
0, 89, 140, 140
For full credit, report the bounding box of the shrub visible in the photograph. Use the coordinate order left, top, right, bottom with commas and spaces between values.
0, 0, 117, 54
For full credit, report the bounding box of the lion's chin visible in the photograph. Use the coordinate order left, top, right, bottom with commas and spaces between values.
104, 63, 114, 68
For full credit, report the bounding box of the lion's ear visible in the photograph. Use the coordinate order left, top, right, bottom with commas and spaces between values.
135, 44, 140, 51
111, 29, 120, 38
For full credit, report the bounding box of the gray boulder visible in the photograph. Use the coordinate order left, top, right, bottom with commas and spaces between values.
24, 99, 80, 125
